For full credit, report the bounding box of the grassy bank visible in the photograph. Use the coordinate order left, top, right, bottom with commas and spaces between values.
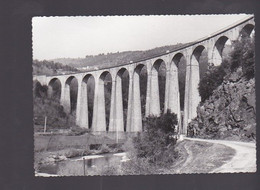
34, 133, 125, 173
34, 133, 124, 152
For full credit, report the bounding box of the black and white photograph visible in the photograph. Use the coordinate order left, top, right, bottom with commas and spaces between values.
32, 14, 256, 176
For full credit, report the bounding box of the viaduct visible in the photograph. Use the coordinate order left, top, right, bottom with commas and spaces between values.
33, 15, 255, 136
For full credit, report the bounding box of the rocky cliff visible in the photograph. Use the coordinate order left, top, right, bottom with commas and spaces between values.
188, 67, 256, 142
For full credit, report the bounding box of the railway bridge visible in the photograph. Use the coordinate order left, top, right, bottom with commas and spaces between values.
33, 15, 255, 135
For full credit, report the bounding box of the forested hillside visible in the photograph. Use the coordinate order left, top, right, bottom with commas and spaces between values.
33, 60, 79, 76
51, 43, 192, 70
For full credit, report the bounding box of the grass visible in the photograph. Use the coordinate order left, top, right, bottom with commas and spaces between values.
35, 133, 237, 175
165, 139, 236, 174
34, 133, 124, 152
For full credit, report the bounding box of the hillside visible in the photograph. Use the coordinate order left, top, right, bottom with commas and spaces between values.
188, 37, 255, 142
33, 60, 79, 76
51, 43, 192, 70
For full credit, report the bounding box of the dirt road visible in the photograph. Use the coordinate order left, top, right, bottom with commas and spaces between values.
183, 137, 257, 173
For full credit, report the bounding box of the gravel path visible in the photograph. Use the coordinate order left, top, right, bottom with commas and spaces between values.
184, 137, 257, 173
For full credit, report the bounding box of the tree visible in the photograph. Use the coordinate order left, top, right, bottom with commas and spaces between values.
230, 37, 255, 79
33, 81, 76, 130
132, 110, 178, 166
198, 65, 226, 102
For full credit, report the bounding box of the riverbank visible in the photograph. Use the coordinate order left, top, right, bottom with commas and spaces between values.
35, 134, 253, 176
34, 132, 125, 173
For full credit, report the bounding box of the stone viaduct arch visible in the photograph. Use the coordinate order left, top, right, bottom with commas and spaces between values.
47, 78, 62, 100
33, 15, 255, 136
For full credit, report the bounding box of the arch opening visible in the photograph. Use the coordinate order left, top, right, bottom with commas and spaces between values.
211, 36, 231, 66
34, 80, 48, 98
99, 71, 112, 131
240, 24, 255, 38
82, 74, 95, 129
65, 76, 78, 114
48, 78, 61, 100
152, 59, 166, 113
192, 45, 208, 79
135, 64, 147, 119
116, 68, 129, 132
172, 53, 186, 111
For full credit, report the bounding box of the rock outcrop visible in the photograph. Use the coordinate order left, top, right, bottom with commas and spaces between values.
188, 67, 256, 141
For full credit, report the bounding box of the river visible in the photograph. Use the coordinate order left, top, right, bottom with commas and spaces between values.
36, 152, 129, 176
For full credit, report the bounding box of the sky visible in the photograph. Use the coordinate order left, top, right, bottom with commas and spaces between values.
32, 14, 251, 60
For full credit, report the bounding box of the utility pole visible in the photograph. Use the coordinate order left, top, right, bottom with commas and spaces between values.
44, 116, 47, 133
116, 122, 118, 144
83, 157, 86, 176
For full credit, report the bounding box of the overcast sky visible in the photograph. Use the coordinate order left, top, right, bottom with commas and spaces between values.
32, 14, 251, 60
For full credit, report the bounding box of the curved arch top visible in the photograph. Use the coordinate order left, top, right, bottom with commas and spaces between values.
152, 59, 166, 71
48, 77, 62, 87
65, 76, 77, 85
172, 52, 185, 67
240, 24, 255, 38
82, 73, 94, 83
116, 67, 129, 77
191, 45, 206, 61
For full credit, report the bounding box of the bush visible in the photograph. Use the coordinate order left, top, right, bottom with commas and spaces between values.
68, 126, 90, 136
230, 37, 255, 79
198, 65, 226, 102
132, 110, 178, 167
98, 144, 111, 154
199, 37, 255, 103
33, 81, 77, 130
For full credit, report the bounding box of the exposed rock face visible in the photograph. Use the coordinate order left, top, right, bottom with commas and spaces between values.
188, 67, 256, 141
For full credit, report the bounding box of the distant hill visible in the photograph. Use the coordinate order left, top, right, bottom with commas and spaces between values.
50, 43, 192, 71
33, 60, 79, 76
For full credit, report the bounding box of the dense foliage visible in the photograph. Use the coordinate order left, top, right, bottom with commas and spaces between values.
198, 65, 226, 102
33, 60, 79, 75
33, 81, 76, 131
198, 37, 254, 102
230, 37, 255, 79
132, 111, 178, 166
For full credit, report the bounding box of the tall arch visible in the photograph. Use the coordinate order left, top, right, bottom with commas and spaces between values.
151, 59, 166, 114
172, 53, 186, 111
211, 36, 230, 66
48, 78, 61, 100
63, 76, 78, 114
109, 68, 130, 132
183, 45, 207, 135
117, 68, 129, 132
77, 74, 95, 129
168, 53, 186, 133
240, 24, 255, 38
128, 64, 147, 132
34, 80, 48, 98
135, 64, 147, 119
92, 71, 112, 132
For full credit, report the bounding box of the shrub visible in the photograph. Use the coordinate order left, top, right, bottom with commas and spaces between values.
198, 65, 226, 102
132, 110, 178, 167
68, 126, 90, 136
33, 81, 77, 130
98, 144, 111, 154
230, 37, 255, 79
